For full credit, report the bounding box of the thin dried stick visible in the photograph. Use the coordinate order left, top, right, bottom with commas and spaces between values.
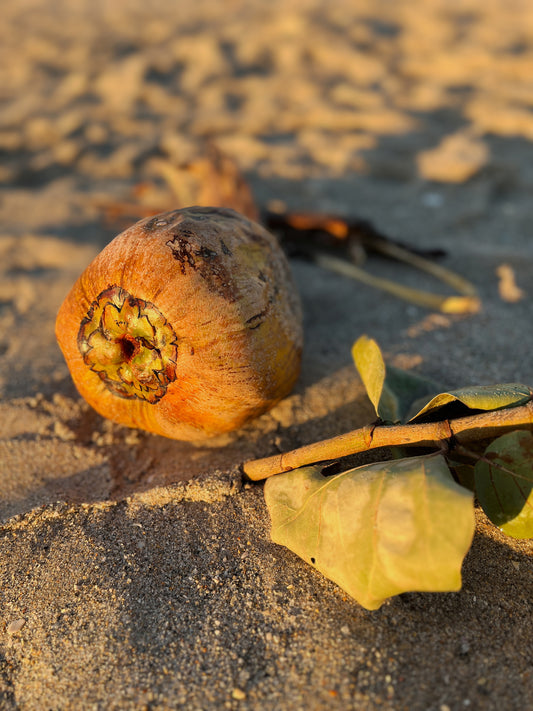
315, 253, 481, 314
243, 400, 533, 480
366, 236, 479, 298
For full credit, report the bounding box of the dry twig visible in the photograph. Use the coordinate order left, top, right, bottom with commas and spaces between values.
243, 400, 533, 480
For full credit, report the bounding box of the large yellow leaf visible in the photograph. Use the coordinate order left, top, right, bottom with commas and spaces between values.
265, 454, 475, 610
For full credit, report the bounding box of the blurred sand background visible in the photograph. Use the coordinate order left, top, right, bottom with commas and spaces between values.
1, 0, 532, 708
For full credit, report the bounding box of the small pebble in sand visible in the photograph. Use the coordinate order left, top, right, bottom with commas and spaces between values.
7, 618, 26, 635
231, 688, 246, 700
496, 264, 525, 303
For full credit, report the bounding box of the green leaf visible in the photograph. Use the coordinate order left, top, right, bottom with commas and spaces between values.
352, 336, 532, 425
352, 335, 440, 423
448, 461, 476, 493
408, 383, 532, 422
474, 430, 533, 539
265, 454, 475, 610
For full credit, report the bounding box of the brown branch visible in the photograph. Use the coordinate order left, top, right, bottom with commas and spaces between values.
243, 401, 533, 481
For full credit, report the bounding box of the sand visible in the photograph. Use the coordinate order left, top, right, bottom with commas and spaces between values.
1, 0, 532, 708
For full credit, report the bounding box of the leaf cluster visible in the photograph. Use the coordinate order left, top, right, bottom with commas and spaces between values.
261, 336, 533, 609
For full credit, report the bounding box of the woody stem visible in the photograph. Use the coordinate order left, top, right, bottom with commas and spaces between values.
242, 401, 533, 481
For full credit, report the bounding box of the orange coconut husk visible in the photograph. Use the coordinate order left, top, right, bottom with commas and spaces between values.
56, 206, 303, 441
